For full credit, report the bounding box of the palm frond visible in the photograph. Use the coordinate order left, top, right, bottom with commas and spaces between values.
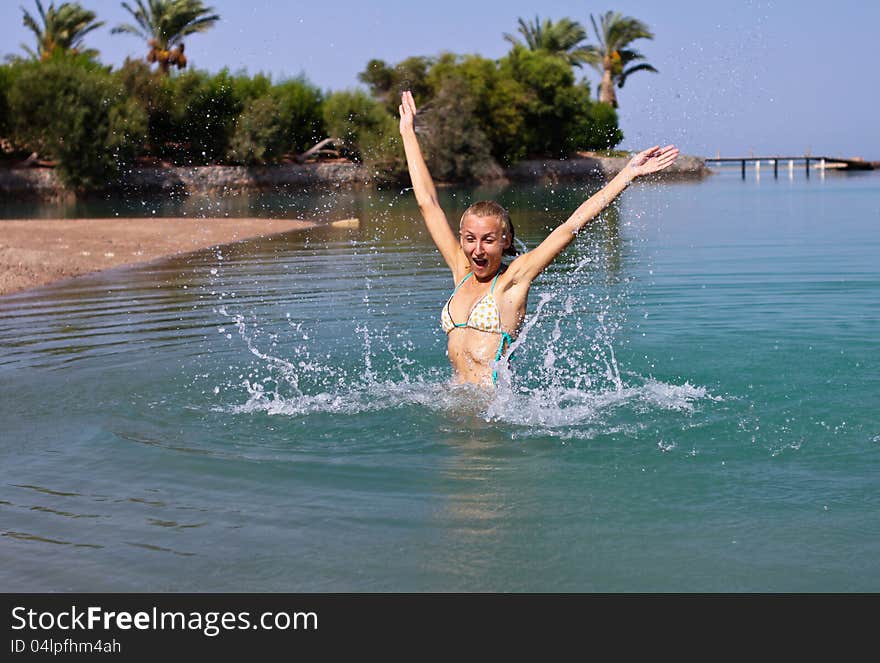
617, 63, 657, 88
20, 43, 38, 59
507, 14, 589, 67
110, 22, 148, 40
589, 14, 605, 50
21, 9, 43, 40
502, 32, 522, 48
20, 0, 104, 59
113, 0, 219, 70
174, 14, 220, 39
35, 0, 47, 24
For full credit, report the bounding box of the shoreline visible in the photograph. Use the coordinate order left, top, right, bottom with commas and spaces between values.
0, 217, 325, 297
0, 154, 711, 200
0, 155, 709, 297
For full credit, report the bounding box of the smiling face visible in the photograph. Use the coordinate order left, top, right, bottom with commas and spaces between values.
459, 213, 511, 280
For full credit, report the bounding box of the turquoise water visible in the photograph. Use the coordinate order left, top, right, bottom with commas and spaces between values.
1, 170, 879, 591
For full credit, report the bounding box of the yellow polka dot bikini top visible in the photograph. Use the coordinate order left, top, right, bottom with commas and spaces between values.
440, 272, 513, 384
441, 271, 505, 334
441, 271, 514, 386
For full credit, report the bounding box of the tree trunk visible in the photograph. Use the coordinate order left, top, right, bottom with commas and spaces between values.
599, 66, 617, 108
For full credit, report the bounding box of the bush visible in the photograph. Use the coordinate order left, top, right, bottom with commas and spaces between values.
580, 101, 624, 150
358, 56, 433, 114
227, 76, 324, 164
496, 48, 623, 157
271, 78, 324, 154
3, 41, 622, 188
393, 49, 623, 166
227, 95, 286, 164
115, 59, 173, 158
501, 48, 579, 158
322, 89, 402, 177
7, 57, 146, 189
164, 69, 242, 165
117, 65, 324, 164
0, 65, 12, 140
419, 78, 500, 182
427, 53, 529, 164
227, 71, 273, 105
117, 68, 244, 165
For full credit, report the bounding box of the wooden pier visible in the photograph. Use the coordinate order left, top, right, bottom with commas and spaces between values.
704, 155, 874, 178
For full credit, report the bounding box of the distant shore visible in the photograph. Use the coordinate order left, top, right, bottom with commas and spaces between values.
0, 154, 710, 296
0, 153, 711, 201
0, 217, 319, 297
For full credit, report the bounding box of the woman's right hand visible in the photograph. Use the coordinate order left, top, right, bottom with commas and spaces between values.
399, 90, 416, 136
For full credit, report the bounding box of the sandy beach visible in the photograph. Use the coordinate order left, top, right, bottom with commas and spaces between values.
0, 216, 320, 296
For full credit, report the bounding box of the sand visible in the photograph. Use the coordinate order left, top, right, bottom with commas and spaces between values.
0, 217, 322, 297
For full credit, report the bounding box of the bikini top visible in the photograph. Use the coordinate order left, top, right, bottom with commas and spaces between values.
441, 271, 505, 335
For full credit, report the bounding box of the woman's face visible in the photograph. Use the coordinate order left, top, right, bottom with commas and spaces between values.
459, 214, 510, 280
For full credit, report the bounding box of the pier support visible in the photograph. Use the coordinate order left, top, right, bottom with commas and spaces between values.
705, 155, 863, 178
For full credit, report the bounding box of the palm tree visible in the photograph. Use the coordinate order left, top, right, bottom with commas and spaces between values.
581, 11, 657, 108
111, 0, 219, 74
504, 16, 589, 68
20, 0, 104, 60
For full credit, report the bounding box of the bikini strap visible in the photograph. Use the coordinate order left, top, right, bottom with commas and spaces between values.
452, 271, 473, 293
492, 332, 514, 386
489, 272, 501, 293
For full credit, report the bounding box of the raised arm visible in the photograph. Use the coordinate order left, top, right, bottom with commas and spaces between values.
399, 91, 465, 275
507, 145, 679, 283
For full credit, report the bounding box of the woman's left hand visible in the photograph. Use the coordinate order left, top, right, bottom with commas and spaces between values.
399, 90, 417, 136
627, 145, 680, 177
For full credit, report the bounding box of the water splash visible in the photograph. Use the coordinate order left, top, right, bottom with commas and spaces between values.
209, 297, 717, 439
202, 213, 718, 437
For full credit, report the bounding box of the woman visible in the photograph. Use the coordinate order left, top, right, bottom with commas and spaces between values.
398, 90, 678, 386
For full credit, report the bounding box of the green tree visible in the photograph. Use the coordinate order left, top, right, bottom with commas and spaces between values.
393, 48, 623, 165
579, 100, 623, 151
503, 16, 589, 68
418, 78, 499, 182
427, 53, 528, 164
227, 95, 285, 165
165, 69, 241, 163
115, 57, 173, 157
502, 48, 581, 157
112, 0, 220, 74
581, 11, 657, 108
20, 0, 104, 61
7, 58, 147, 189
322, 89, 402, 179
358, 56, 432, 114
271, 78, 325, 154
226, 76, 324, 164
0, 66, 13, 141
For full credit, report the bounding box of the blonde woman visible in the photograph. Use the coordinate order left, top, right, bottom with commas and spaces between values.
398, 90, 679, 386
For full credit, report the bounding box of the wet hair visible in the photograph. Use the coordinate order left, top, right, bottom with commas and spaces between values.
459, 200, 517, 257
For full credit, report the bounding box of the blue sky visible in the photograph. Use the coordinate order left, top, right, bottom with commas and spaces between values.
2, 0, 876, 158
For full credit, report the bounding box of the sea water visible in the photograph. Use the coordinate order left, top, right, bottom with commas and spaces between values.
1, 170, 878, 591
